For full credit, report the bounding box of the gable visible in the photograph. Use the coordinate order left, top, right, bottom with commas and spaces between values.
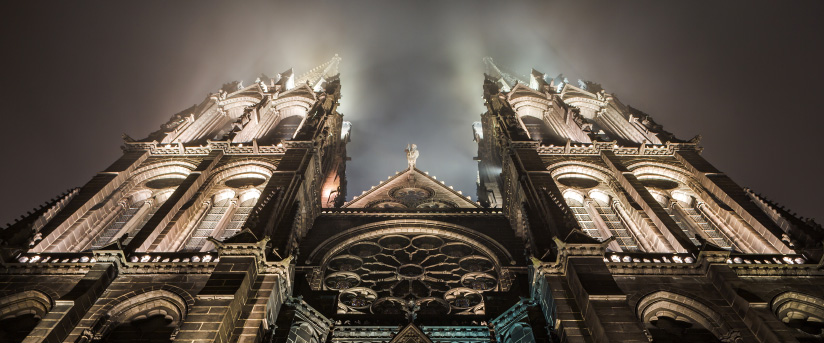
389, 324, 433, 343
344, 167, 480, 209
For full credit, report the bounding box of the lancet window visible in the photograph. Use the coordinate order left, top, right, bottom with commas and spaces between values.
180, 191, 236, 252
177, 170, 267, 252
648, 185, 736, 251
563, 193, 601, 240
88, 174, 184, 251
590, 193, 639, 252
557, 174, 641, 252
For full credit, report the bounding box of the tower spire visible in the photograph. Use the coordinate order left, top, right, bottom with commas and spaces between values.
295, 54, 342, 91
482, 57, 526, 91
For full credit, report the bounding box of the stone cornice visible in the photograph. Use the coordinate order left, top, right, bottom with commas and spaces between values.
533, 140, 702, 156
319, 209, 504, 217
122, 139, 316, 156
530, 239, 820, 277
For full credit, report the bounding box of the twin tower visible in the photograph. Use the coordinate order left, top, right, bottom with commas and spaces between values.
1, 56, 822, 343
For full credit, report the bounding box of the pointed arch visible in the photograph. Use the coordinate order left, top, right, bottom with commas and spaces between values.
0, 290, 53, 343
93, 288, 191, 343
0, 290, 53, 320
636, 290, 737, 341
771, 291, 824, 336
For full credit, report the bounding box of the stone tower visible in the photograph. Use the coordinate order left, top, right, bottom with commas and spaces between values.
1, 57, 823, 343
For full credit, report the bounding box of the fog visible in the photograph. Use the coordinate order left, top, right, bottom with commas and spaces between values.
1, 1, 822, 225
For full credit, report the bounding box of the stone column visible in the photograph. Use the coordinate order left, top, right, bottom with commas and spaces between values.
74, 199, 129, 251
565, 257, 649, 342
704, 260, 796, 342
674, 150, 794, 253
167, 200, 212, 252
173, 256, 258, 343
611, 201, 654, 252
37, 262, 118, 343
696, 202, 776, 254
584, 199, 622, 252
600, 151, 696, 254
201, 198, 239, 252
111, 198, 155, 243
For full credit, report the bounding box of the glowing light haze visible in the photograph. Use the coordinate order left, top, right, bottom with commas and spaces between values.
1, 1, 822, 224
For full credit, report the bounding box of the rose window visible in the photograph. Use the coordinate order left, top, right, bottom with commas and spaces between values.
325, 233, 499, 315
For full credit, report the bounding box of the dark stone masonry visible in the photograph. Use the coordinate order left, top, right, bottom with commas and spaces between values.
2, 56, 822, 342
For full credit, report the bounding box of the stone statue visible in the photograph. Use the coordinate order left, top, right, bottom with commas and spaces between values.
405, 144, 419, 168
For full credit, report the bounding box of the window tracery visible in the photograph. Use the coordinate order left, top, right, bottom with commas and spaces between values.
323, 232, 501, 316
90, 176, 180, 250
178, 170, 267, 252
647, 181, 736, 251
557, 176, 641, 252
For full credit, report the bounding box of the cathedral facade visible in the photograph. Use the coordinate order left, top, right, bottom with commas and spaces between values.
1, 56, 823, 343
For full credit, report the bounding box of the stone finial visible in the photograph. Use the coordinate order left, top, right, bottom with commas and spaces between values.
405, 144, 419, 168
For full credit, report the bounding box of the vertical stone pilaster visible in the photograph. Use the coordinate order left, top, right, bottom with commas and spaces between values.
28, 263, 118, 343
565, 257, 648, 343
675, 150, 795, 254
174, 256, 257, 343
33, 151, 149, 252
705, 263, 797, 343
282, 297, 332, 343
127, 150, 224, 253
600, 151, 696, 254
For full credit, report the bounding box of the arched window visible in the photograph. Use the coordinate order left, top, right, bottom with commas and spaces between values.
91, 190, 174, 250
590, 194, 639, 252
672, 193, 735, 250
652, 192, 702, 247
217, 190, 260, 241
267, 115, 304, 142
651, 190, 736, 251
96, 290, 187, 343
0, 290, 52, 343
563, 192, 601, 240
520, 115, 554, 142
637, 291, 737, 342
562, 190, 641, 252
180, 191, 235, 252
772, 292, 824, 336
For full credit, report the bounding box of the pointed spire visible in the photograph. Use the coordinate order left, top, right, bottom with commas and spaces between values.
482, 57, 526, 91
295, 54, 342, 91
530, 69, 548, 90
275, 68, 295, 90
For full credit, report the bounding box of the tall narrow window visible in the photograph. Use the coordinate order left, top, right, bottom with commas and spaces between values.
673, 195, 735, 250
91, 200, 143, 249
591, 196, 639, 251
564, 194, 601, 240
181, 197, 232, 252
218, 192, 259, 241
652, 193, 702, 246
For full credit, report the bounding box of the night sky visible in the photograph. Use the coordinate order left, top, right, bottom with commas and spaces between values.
1, 1, 822, 226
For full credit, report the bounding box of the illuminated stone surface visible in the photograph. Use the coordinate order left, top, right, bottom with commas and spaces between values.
1, 57, 822, 343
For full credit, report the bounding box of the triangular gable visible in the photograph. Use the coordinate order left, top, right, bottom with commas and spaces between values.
344, 167, 480, 209
389, 323, 433, 343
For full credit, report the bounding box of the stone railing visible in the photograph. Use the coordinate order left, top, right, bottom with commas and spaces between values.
13, 251, 219, 264
602, 251, 808, 265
